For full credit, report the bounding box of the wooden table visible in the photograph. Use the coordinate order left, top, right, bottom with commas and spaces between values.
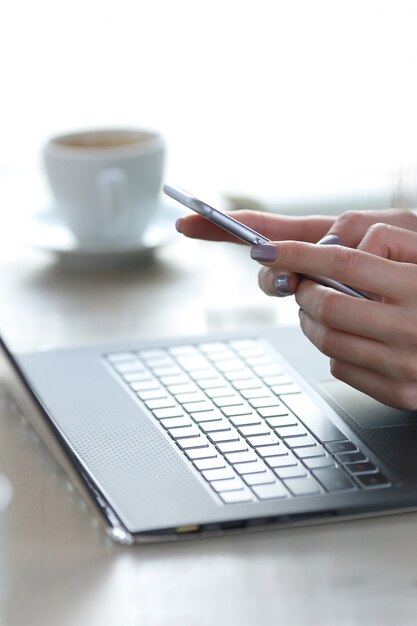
1, 228, 417, 626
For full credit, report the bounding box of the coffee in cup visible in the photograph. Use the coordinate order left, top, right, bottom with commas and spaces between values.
43, 128, 165, 246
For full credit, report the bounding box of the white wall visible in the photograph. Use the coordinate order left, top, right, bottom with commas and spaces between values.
2, 0, 417, 200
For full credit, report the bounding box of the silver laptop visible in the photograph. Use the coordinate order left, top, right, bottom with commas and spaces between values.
1, 324, 416, 544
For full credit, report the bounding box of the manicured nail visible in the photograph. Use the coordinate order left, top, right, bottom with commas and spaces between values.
250, 243, 279, 262
317, 234, 340, 245
175, 218, 183, 233
274, 274, 292, 295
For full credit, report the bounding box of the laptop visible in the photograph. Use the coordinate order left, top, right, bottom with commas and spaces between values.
1, 322, 417, 544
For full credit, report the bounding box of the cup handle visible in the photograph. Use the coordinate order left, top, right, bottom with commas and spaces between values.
96, 168, 128, 238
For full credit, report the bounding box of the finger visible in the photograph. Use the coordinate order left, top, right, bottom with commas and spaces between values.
177, 211, 335, 244
295, 280, 404, 343
258, 267, 301, 297
322, 208, 417, 248
252, 240, 414, 301
299, 309, 397, 377
358, 223, 417, 263
329, 360, 417, 410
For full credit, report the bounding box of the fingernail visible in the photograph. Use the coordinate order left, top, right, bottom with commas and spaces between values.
250, 243, 279, 262
175, 218, 183, 233
274, 274, 292, 295
317, 234, 340, 245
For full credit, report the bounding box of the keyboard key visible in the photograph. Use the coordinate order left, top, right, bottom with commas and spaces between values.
294, 444, 326, 458
184, 446, 218, 460
160, 374, 190, 386
160, 417, 193, 429
189, 368, 219, 381
266, 454, 298, 469
274, 464, 307, 479
285, 435, 319, 449
199, 420, 232, 433
253, 365, 284, 377
355, 473, 391, 489
263, 374, 293, 386
336, 452, 367, 464
184, 401, 213, 413
106, 351, 135, 363
208, 430, 240, 444
313, 467, 355, 492
225, 450, 258, 464
271, 383, 301, 395
284, 477, 321, 496
282, 393, 347, 443
224, 369, 253, 382
240, 387, 271, 399
326, 441, 358, 454
210, 478, 245, 493
256, 444, 286, 458
221, 404, 253, 417
175, 391, 206, 404
252, 483, 288, 500
235, 460, 268, 475
205, 386, 235, 399
153, 407, 184, 419
191, 410, 223, 423
238, 424, 271, 437
250, 397, 284, 409
258, 407, 290, 419
216, 440, 249, 454
203, 467, 236, 481
213, 396, 245, 408
176, 355, 211, 371
153, 366, 183, 377
131, 379, 160, 391
176, 436, 207, 450
114, 361, 144, 373
219, 490, 254, 504
168, 425, 201, 439
145, 397, 176, 410
232, 378, 264, 391
167, 383, 198, 395
345, 461, 378, 474
243, 471, 276, 486
264, 414, 298, 427
247, 434, 279, 447
215, 359, 246, 372
229, 415, 262, 428
197, 377, 229, 389
303, 455, 336, 470
137, 388, 169, 401
123, 371, 152, 382
194, 457, 226, 471
275, 425, 309, 439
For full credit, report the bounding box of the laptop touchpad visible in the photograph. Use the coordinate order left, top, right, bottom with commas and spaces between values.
319, 379, 417, 429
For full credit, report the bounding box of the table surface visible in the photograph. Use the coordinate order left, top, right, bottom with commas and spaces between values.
1, 209, 417, 626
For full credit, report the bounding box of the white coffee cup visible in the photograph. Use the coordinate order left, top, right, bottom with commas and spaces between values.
43, 128, 165, 246
0, 474, 12, 606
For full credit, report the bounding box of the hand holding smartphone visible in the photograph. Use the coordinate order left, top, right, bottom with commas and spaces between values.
163, 184, 371, 300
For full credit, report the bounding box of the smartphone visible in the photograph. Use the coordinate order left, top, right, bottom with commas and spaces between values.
163, 184, 371, 300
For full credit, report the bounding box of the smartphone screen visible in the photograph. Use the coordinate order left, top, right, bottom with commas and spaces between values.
163, 184, 371, 300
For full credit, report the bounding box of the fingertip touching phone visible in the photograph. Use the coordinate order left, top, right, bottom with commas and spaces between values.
163, 184, 371, 300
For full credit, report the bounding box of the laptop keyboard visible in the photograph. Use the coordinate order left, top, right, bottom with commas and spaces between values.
105, 339, 391, 504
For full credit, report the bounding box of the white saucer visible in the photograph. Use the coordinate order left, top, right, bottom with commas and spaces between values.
22, 201, 181, 269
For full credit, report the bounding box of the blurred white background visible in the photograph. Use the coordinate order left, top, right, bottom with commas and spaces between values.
1, 0, 417, 204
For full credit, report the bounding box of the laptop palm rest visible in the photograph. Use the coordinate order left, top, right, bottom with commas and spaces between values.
319, 380, 417, 429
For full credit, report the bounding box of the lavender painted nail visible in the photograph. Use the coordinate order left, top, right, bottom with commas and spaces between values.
274, 274, 292, 296
175, 218, 184, 233
250, 244, 279, 262
317, 234, 340, 245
